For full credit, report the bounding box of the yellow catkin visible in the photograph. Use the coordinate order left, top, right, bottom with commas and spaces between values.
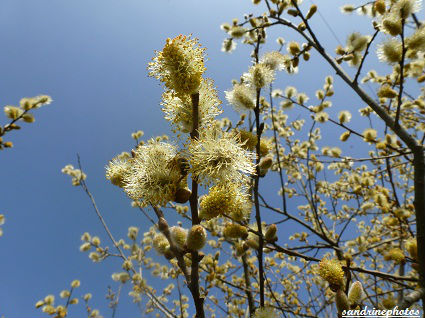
348, 281, 364, 306
148, 35, 206, 96
318, 258, 345, 289
384, 248, 405, 264
223, 223, 248, 239
186, 225, 207, 251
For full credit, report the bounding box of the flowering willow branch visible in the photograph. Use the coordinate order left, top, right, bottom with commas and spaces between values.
269, 12, 425, 307
76, 156, 178, 318
151, 205, 191, 284
252, 31, 266, 309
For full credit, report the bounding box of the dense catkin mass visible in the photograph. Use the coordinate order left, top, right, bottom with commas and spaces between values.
169, 226, 188, 251
363, 128, 377, 142
225, 83, 256, 112
236, 129, 258, 151
148, 35, 206, 96
346, 32, 370, 52
406, 26, 425, 51
384, 248, 405, 263
377, 39, 402, 64
161, 78, 222, 132
123, 141, 183, 206
188, 128, 256, 185
53, 2, 425, 312
392, 0, 421, 19
153, 233, 170, 255
186, 225, 207, 251
242, 63, 275, 89
260, 51, 286, 71
199, 183, 251, 221
406, 238, 418, 259
318, 258, 345, 289
377, 85, 398, 98
223, 223, 248, 239
105, 152, 132, 187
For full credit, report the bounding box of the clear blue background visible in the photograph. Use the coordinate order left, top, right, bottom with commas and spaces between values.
0, 0, 410, 316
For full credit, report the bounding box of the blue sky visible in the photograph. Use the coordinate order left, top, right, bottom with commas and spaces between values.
0, 0, 405, 316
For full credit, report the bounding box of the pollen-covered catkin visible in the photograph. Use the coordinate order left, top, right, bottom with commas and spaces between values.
148, 35, 206, 96
318, 258, 345, 289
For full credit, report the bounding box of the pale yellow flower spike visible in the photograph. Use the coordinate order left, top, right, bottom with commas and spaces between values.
161, 78, 222, 132
105, 155, 132, 188
148, 34, 206, 96
225, 83, 256, 112
318, 258, 345, 289
188, 128, 256, 185
199, 183, 251, 221
123, 141, 182, 206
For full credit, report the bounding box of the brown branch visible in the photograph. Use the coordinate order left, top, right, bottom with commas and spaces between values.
188, 92, 205, 318
242, 254, 255, 316
269, 85, 288, 214
151, 205, 191, 284
395, 19, 406, 128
